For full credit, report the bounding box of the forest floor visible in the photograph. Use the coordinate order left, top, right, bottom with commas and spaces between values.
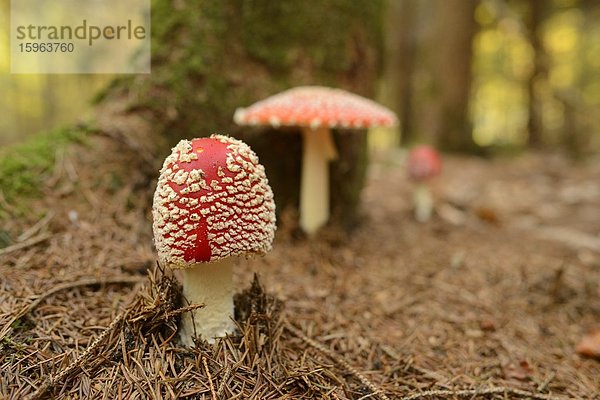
1, 136, 599, 399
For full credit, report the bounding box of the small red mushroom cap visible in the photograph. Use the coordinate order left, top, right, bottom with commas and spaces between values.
407, 145, 442, 182
152, 135, 276, 268
234, 86, 397, 129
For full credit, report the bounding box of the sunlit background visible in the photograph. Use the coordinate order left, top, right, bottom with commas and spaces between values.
469, 0, 600, 148
0, 1, 113, 146
1, 0, 599, 153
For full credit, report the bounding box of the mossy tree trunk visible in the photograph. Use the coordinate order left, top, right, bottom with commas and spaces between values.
98, 0, 384, 230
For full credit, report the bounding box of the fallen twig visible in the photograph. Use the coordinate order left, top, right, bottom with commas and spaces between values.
216, 366, 231, 398
284, 320, 390, 400
17, 211, 55, 242
537, 371, 556, 392
517, 224, 600, 253
27, 307, 130, 400
0, 233, 52, 256
398, 387, 567, 400
203, 356, 217, 400
0, 276, 142, 342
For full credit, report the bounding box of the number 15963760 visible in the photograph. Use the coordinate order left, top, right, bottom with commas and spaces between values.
18, 42, 74, 52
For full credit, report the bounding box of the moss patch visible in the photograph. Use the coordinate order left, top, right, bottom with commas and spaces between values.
0, 126, 89, 215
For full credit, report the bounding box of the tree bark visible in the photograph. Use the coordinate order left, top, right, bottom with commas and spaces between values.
387, 0, 418, 146
97, 0, 385, 230
419, 0, 478, 153
526, 0, 547, 148
560, 0, 596, 159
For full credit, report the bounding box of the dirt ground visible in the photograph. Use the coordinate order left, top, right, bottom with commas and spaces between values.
1, 137, 599, 399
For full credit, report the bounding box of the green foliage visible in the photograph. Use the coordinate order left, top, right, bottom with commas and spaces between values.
0, 126, 88, 212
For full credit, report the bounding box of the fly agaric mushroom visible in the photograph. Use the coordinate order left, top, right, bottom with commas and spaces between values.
152, 135, 276, 345
407, 145, 442, 222
234, 86, 397, 235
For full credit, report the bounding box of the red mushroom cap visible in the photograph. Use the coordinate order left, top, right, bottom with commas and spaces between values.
407, 145, 442, 182
152, 135, 276, 268
234, 86, 397, 129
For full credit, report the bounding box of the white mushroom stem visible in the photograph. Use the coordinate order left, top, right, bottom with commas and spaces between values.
300, 126, 338, 235
179, 258, 235, 346
413, 182, 434, 223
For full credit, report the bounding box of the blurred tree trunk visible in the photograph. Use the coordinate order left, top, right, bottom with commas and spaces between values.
96, 0, 385, 230
560, 0, 597, 159
526, 0, 547, 148
387, 0, 418, 146
424, 0, 478, 152
560, 92, 581, 159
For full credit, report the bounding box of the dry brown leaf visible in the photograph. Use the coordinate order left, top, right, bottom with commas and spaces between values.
504, 360, 533, 381
576, 329, 600, 359
475, 206, 502, 226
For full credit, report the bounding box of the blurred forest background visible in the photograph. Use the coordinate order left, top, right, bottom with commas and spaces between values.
1, 0, 599, 157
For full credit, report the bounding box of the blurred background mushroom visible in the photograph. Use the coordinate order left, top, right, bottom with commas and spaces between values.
407, 145, 442, 222
234, 86, 397, 235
